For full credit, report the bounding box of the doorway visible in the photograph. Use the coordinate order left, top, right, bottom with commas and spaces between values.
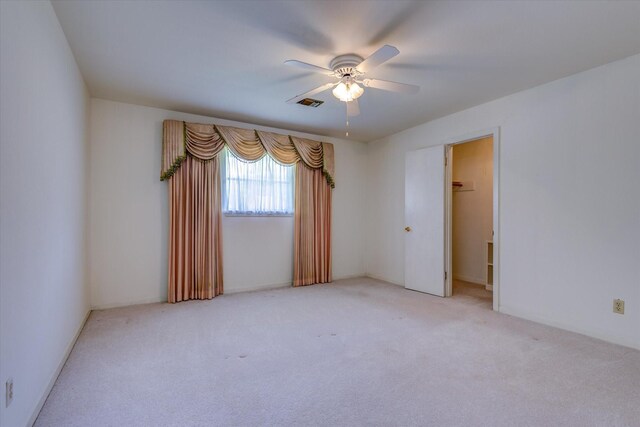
447, 137, 494, 308
445, 129, 499, 311
403, 128, 499, 309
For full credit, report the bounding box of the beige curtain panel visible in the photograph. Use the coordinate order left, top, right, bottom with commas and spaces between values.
162, 119, 334, 302
168, 155, 223, 302
294, 162, 332, 286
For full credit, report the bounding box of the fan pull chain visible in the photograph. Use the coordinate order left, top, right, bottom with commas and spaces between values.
345, 107, 349, 137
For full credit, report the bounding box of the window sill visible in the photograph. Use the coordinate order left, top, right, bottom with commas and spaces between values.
223, 212, 293, 217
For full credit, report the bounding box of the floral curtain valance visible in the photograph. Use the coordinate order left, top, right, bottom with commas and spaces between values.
161, 120, 335, 188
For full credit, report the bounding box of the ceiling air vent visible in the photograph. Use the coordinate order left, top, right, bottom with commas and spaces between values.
297, 98, 324, 107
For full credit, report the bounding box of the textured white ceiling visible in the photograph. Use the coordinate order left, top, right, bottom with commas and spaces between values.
52, 0, 640, 142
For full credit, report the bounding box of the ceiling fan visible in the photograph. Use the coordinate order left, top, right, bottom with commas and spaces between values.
285, 45, 419, 118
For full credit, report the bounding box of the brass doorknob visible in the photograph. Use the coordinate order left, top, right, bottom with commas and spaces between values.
404, 226, 411, 232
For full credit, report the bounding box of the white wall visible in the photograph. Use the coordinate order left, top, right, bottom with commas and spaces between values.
0, 2, 90, 426
365, 54, 640, 349
89, 99, 367, 309
452, 137, 493, 284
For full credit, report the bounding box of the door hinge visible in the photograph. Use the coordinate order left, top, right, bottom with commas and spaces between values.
445, 155, 448, 166
445, 271, 448, 280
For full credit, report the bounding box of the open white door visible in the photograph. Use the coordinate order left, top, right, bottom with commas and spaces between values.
404, 145, 446, 296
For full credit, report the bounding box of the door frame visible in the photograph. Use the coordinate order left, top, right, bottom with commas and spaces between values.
444, 127, 500, 311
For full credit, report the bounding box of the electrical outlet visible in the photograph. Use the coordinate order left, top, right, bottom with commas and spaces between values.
6, 378, 13, 407
613, 299, 625, 315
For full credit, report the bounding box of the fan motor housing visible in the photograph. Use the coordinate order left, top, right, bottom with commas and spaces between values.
330, 54, 364, 78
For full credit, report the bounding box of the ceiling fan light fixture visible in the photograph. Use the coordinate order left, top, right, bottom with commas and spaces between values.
332, 82, 364, 102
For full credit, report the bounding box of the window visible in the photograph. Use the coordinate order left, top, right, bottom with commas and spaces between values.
222, 148, 294, 215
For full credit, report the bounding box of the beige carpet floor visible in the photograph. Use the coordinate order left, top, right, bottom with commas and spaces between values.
36, 277, 640, 426
452, 279, 493, 309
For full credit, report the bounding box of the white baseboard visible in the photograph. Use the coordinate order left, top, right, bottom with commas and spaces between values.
224, 274, 367, 294
453, 274, 486, 286
499, 304, 639, 351
364, 273, 403, 287
91, 296, 165, 310
92, 274, 371, 309
224, 281, 291, 294
333, 273, 366, 281
28, 309, 91, 427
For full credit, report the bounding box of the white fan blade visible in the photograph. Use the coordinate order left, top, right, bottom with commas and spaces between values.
286, 82, 337, 104
346, 99, 360, 117
361, 78, 419, 94
284, 60, 334, 76
356, 45, 400, 73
